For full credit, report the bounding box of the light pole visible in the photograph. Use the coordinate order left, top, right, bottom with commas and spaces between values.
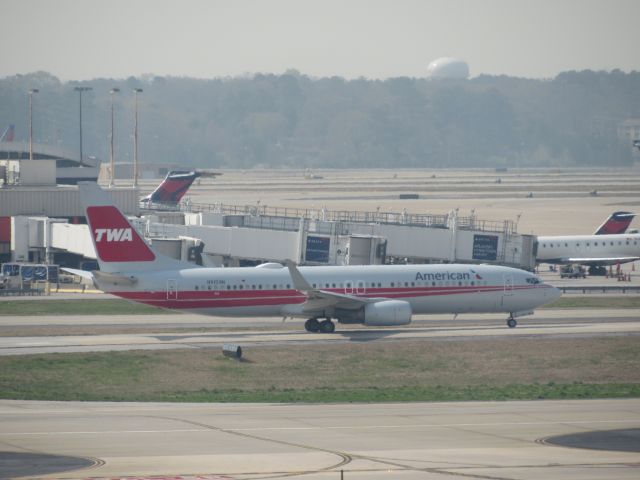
28, 89, 39, 161
133, 88, 143, 188
109, 88, 120, 187
73, 86, 92, 164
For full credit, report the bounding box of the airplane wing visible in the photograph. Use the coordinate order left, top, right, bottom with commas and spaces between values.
284, 260, 376, 313
550, 257, 640, 266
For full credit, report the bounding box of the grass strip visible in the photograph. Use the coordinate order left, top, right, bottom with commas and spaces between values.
543, 296, 640, 309
1, 337, 638, 403
1, 383, 638, 403
0, 299, 168, 316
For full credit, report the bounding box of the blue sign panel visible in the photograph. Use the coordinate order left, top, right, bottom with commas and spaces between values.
47, 266, 59, 283
305, 236, 330, 263
472, 234, 498, 261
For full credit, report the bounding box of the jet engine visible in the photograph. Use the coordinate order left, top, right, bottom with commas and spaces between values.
363, 300, 412, 326
337, 300, 412, 326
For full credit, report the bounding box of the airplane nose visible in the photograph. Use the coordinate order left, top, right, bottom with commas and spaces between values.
549, 285, 562, 301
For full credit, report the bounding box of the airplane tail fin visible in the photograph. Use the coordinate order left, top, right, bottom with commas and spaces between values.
79, 182, 195, 273
594, 211, 636, 235
0, 124, 15, 142
142, 170, 201, 205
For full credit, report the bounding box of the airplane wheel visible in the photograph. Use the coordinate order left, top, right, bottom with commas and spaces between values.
319, 319, 335, 333
507, 317, 517, 328
305, 318, 320, 333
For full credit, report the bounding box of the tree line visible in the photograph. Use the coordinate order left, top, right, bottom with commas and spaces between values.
1, 69, 638, 169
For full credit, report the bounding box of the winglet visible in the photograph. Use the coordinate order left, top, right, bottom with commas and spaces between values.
284, 259, 313, 291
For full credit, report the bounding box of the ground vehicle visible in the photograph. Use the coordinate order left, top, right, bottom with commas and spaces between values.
560, 265, 586, 279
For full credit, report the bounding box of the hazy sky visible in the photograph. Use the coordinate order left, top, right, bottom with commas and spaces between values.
2, 0, 639, 80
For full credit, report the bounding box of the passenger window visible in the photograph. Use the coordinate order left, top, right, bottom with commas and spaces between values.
391, 282, 395, 287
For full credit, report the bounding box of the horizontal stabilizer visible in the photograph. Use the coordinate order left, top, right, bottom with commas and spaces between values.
93, 271, 138, 286
60, 267, 94, 280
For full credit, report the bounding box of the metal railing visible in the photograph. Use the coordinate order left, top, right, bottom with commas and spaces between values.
173, 201, 516, 234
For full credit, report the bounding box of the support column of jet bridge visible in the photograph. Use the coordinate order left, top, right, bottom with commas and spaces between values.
296, 216, 307, 265
448, 209, 459, 262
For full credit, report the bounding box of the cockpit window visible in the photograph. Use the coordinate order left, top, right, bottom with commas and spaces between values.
526, 277, 541, 284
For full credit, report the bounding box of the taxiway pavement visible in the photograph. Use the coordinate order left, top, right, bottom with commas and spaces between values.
0, 309, 639, 356
1, 398, 639, 479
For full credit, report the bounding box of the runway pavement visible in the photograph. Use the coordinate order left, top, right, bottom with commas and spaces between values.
1, 399, 639, 479
0, 309, 639, 356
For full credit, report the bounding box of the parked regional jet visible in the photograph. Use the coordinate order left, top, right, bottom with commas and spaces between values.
536, 233, 640, 274
536, 212, 639, 274
70, 182, 560, 330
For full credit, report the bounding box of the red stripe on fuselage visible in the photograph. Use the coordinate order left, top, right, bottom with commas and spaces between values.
113, 284, 549, 310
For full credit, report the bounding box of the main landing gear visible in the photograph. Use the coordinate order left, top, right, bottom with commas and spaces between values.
304, 318, 335, 333
506, 315, 517, 328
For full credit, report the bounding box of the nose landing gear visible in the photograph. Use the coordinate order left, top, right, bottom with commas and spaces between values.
507, 316, 517, 328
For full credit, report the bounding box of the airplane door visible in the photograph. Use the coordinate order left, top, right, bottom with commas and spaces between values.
503, 275, 514, 296
356, 280, 366, 295
344, 281, 354, 294
501, 274, 514, 308
167, 279, 178, 300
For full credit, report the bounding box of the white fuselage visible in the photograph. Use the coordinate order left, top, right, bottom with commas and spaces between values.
99, 263, 559, 320
536, 233, 640, 265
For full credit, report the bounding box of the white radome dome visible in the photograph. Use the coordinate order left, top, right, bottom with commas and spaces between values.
427, 57, 470, 79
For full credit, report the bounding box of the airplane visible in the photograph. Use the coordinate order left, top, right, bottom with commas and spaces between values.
536, 233, 640, 275
536, 211, 639, 275
68, 182, 561, 330
141, 170, 222, 208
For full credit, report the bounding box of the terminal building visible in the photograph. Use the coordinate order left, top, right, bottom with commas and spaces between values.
1, 182, 537, 272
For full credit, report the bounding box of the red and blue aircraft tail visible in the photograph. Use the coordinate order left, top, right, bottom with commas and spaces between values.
594, 211, 636, 235
142, 171, 201, 205
0, 125, 15, 142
